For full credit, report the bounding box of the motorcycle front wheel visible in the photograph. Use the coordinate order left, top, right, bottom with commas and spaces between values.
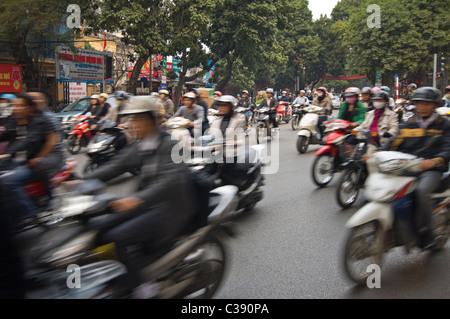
66, 135, 82, 155
311, 154, 334, 187
296, 135, 310, 154
336, 168, 360, 209
174, 233, 227, 299
291, 116, 299, 131
256, 125, 267, 144
343, 221, 384, 285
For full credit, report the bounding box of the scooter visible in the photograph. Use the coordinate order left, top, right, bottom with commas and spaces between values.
296, 105, 324, 154
335, 129, 378, 209
310, 119, 354, 187
83, 120, 128, 175
291, 104, 307, 131
255, 107, 272, 145
342, 149, 450, 285
66, 115, 94, 155
189, 136, 265, 213
0, 157, 78, 232
21, 179, 239, 299
276, 101, 292, 124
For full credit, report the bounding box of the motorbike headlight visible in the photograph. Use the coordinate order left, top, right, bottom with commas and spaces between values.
43, 231, 98, 267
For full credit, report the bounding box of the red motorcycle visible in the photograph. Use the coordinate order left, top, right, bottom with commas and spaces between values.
311, 119, 355, 187
66, 115, 94, 155
276, 101, 292, 124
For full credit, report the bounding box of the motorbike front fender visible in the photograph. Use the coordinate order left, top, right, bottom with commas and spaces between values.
345, 202, 394, 231
315, 145, 337, 157
297, 130, 311, 138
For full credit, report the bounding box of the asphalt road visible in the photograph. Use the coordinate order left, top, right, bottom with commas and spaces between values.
69, 118, 450, 299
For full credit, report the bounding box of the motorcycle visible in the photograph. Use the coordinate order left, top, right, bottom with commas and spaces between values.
276, 101, 292, 124
0, 157, 78, 232
66, 115, 94, 155
311, 119, 354, 187
291, 104, 307, 131
342, 149, 450, 285
335, 129, 378, 209
189, 136, 265, 213
83, 120, 129, 175
296, 105, 325, 154
394, 98, 416, 123
165, 116, 194, 154
255, 107, 273, 145
21, 179, 239, 299
234, 106, 251, 135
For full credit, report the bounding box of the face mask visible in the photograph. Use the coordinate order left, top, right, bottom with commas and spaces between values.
0, 103, 8, 109
373, 101, 386, 109
346, 97, 357, 104
317, 93, 324, 98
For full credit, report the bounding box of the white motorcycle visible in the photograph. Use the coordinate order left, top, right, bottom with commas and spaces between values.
343, 150, 450, 285
296, 105, 324, 154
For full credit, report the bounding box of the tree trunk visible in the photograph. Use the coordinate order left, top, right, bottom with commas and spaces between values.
215, 56, 235, 93
126, 54, 149, 94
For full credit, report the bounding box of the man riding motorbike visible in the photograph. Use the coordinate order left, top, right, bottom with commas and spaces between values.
167, 92, 204, 137
0, 93, 64, 220
67, 95, 199, 298
258, 88, 279, 130
364, 87, 450, 250
360, 87, 374, 112
311, 86, 332, 139
237, 90, 253, 130
293, 90, 310, 107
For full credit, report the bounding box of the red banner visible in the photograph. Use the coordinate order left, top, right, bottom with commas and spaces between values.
322, 75, 367, 81
0, 64, 22, 93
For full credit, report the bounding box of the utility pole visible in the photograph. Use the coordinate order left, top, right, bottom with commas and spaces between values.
433, 53, 437, 88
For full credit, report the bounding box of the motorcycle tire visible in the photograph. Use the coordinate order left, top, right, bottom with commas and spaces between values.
66, 135, 82, 155
343, 221, 384, 285
296, 135, 310, 154
336, 168, 360, 209
291, 116, 300, 131
256, 125, 266, 144
172, 233, 227, 299
311, 154, 334, 187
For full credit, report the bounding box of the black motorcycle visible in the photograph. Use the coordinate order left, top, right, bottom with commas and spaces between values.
291, 104, 306, 131
83, 120, 129, 175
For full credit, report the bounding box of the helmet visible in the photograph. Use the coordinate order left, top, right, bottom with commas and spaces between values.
361, 87, 372, 95
445, 85, 450, 93
372, 90, 389, 102
115, 91, 129, 100
216, 95, 237, 105
99, 93, 109, 99
214, 91, 222, 97
408, 83, 417, 90
0, 93, 16, 101
158, 89, 169, 95
412, 87, 442, 104
300, 90, 306, 94
371, 87, 381, 93
344, 87, 361, 97
90, 94, 100, 99
119, 95, 160, 116
150, 92, 160, 97
242, 90, 249, 94
189, 88, 200, 95
183, 92, 196, 99
317, 86, 327, 93
282, 91, 287, 94
380, 86, 390, 93
266, 88, 274, 94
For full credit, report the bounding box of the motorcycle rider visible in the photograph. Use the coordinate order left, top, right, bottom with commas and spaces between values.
210, 91, 222, 110
360, 87, 374, 111
443, 86, 450, 108
405, 83, 417, 104
168, 92, 204, 137
293, 90, 310, 106
356, 90, 399, 147
0, 94, 15, 124
81, 94, 108, 130
159, 89, 174, 121
306, 90, 314, 102
380, 86, 396, 110
0, 93, 64, 220
365, 87, 450, 250
336, 87, 367, 128
312, 86, 332, 139
73, 96, 199, 298
188, 88, 210, 134
258, 88, 279, 130
237, 90, 253, 130
279, 91, 289, 102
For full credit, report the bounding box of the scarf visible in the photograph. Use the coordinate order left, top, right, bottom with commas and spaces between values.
371, 108, 384, 145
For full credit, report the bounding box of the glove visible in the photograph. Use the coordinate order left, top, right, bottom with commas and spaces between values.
383, 132, 392, 138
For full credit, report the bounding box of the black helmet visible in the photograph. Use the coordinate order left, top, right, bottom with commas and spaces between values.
412, 87, 442, 104
361, 87, 372, 95
372, 90, 389, 102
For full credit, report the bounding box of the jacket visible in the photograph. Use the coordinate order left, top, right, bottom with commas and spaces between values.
312, 96, 332, 116
380, 113, 450, 171
357, 108, 399, 147
84, 131, 198, 241
337, 101, 367, 125
259, 97, 278, 114
209, 114, 246, 158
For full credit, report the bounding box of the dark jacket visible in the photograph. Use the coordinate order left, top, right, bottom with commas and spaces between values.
380, 113, 450, 171
237, 97, 252, 110
259, 97, 278, 114
84, 131, 199, 241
